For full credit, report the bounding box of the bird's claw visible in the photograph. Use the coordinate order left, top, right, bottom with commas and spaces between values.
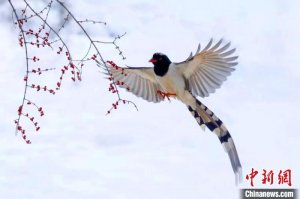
157, 90, 176, 101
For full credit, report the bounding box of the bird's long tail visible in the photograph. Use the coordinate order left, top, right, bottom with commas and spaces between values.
187, 98, 242, 185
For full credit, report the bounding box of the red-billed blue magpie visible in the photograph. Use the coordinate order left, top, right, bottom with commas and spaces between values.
104, 39, 242, 184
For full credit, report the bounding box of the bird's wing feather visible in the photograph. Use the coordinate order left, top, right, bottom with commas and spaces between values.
104, 63, 164, 103
175, 39, 238, 97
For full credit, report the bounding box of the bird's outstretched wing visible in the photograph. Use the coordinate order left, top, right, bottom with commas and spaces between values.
103, 62, 164, 103
175, 39, 238, 98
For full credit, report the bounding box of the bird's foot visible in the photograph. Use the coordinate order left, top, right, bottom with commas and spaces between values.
157, 90, 176, 101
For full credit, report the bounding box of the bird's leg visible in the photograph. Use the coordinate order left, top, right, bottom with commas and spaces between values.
157, 90, 176, 101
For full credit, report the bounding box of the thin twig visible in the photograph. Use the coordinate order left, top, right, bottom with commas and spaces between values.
56, 0, 133, 107
8, 0, 30, 136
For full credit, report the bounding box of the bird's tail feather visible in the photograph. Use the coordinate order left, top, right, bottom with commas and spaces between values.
187, 98, 242, 185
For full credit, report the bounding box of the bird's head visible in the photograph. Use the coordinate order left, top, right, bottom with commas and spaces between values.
149, 53, 171, 67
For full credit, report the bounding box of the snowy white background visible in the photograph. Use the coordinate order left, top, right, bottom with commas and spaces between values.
0, 0, 299, 199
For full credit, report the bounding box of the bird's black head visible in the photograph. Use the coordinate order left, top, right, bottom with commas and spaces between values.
149, 53, 171, 76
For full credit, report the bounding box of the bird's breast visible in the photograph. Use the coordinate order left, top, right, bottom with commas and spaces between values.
156, 66, 185, 95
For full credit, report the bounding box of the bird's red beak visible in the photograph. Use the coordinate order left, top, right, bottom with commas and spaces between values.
148, 58, 157, 63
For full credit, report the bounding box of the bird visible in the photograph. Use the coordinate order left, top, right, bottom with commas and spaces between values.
103, 38, 242, 184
